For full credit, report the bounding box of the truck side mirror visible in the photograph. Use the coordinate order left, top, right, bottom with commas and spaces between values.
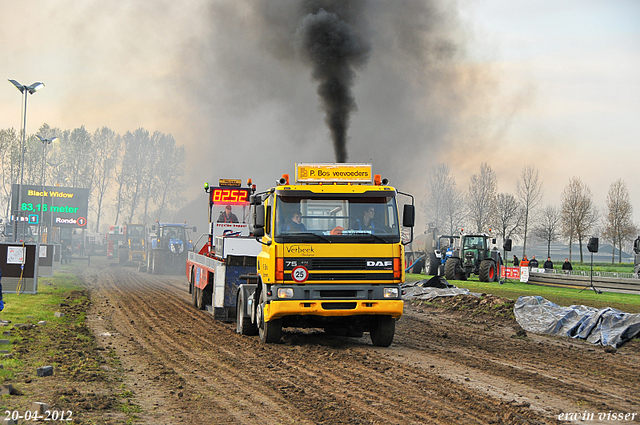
253, 227, 265, 237
253, 205, 265, 229
402, 204, 415, 228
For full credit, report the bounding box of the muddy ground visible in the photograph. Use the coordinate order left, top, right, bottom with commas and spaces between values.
8, 263, 640, 424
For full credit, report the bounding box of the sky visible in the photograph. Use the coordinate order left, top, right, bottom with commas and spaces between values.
1, 0, 639, 231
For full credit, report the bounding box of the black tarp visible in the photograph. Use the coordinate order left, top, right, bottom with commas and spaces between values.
514, 296, 640, 348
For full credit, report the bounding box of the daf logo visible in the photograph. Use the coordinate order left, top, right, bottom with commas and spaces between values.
367, 260, 392, 268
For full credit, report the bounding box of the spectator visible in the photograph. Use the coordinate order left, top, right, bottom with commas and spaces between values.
520, 255, 529, 267
562, 258, 573, 273
543, 257, 554, 270
513, 255, 519, 266
217, 205, 239, 223
529, 255, 539, 268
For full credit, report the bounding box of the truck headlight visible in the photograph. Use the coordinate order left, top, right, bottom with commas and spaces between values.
384, 287, 399, 298
277, 288, 294, 298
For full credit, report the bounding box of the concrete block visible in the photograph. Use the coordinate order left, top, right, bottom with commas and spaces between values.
3, 418, 18, 425
31, 401, 50, 414
38, 321, 46, 325
54, 312, 65, 318
37, 366, 53, 377
2, 331, 10, 336
0, 351, 8, 354
14, 324, 33, 330
0, 384, 13, 395
0, 339, 10, 345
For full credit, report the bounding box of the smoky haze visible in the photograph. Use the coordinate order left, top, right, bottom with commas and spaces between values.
2, 0, 510, 232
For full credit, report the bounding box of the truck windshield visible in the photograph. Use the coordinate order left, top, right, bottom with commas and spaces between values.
274, 195, 400, 242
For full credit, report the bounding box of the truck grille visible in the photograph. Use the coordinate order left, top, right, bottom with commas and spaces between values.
309, 258, 366, 270
321, 302, 357, 310
283, 257, 394, 282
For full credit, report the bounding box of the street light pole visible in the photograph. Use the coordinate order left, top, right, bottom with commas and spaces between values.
36, 135, 58, 243
8, 80, 45, 242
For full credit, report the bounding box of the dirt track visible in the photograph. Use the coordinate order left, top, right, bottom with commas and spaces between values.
83, 264, 640, 424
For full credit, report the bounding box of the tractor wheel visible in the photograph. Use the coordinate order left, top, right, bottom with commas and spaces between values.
370, 316, 395, 347
151, 254, 157, 275
257, 292, 282, 343
479, 259, 497, 282
236, 290, 258, 336
426, 252, 439, 275
445, 258, 465, 281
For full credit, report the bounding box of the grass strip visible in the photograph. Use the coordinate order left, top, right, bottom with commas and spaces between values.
406, 273, 640, 313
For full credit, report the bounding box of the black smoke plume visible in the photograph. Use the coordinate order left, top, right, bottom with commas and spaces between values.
294, 2, 370, 163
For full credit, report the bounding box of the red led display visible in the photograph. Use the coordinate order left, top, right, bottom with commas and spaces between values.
210, 188, 250, 205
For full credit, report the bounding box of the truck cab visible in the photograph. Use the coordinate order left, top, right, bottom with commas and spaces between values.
245, 163, 415, 346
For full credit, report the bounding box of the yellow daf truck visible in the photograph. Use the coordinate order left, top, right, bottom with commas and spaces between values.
237, 163, 415, 346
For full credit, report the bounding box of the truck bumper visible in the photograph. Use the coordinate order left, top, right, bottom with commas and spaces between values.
264, 299, 403, 322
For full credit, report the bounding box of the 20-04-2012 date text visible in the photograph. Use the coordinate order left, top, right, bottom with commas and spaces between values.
4, 410, 73, 421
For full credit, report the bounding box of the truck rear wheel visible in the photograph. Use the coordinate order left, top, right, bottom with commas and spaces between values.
191, 285, 197, 307
236, 290, 258, 336
479, 259, 497, 282
370, 316, 395, 347
195, 287, 204, 310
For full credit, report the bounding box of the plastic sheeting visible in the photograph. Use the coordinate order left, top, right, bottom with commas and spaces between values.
514, 296, 640, 348
402, 279, 479, 300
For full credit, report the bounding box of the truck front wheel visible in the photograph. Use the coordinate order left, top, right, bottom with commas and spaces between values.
257, 294, 282, 343
370, 316, 395, 347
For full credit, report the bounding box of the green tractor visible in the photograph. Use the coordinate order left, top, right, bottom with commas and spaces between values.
444, 233, 502, 282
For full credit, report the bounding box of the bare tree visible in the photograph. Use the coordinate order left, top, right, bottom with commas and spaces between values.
421, 163, 461, 233
467, 162, 497, 233
151, 134, 186, 220
493, 193, 523, 258
561, 177, 598, 263
533, 205, 561, 258
442, 181, 466, 235
92, 127, 121, 232
0, 128, 20, 218
516, 165, 543, 258
62, 126, 95, 189
603, 179, 636, 263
